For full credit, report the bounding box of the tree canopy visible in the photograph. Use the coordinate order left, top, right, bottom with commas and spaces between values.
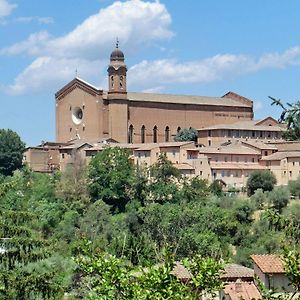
174, 128, 198, 142
0, 129, 25, 176
246, 170, 277, 196
88, 147, 134, 212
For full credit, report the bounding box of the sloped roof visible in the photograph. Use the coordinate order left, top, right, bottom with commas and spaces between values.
127, 92, 252, 107
251, 254, 284, 273
222, 264, 254, 280
242, 140, 278, 150
210, 162, 265, 170
199, 145, 260, 155
224, 281, 262, 300
86, 141, 194, 152
56, 77, 253, 108
171, 261, 192, 280
174, 163, 195, 170
269, 141, 300, 152
260, 151, 300, 161
198, 119, 285, 131
55, 77, 102, 100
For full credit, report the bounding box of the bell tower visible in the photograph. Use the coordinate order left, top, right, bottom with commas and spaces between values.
108, 40, 127, 97
107, 41, 129, 143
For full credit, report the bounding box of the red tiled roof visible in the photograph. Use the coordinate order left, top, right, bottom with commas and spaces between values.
224, 280, 262, 300
251, 254, 284, 273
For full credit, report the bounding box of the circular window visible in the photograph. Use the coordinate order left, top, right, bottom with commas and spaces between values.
72, 107, 83, 125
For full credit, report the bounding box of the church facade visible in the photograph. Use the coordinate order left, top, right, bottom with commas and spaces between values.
55, 45, 254, 144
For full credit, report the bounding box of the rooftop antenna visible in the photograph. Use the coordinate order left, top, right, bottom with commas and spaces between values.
75, 68, 78, 78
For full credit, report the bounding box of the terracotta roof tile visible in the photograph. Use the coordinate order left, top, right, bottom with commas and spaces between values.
224, 280, 262, 300
251, 254, 284, 273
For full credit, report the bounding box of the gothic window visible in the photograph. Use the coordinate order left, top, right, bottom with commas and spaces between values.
141, 125, 145, 143
165, 126, 170, 142
153, 125, 158, 143
177, 126, 181, 133
128, 125, 133, 143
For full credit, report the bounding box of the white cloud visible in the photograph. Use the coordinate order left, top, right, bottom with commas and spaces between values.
0, 0, 16, 18
15, 16, 54, 24
2, 0, 173, 95
2, 0, 173, 59
1, 31, 50, 56
6, 56, 104, 95
128, 47, 300, 90
4, 0, 300, 96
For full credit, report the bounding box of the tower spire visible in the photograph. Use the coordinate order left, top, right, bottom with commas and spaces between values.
116, 37, 119, 49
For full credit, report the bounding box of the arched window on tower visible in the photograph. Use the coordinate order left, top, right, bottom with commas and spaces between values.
111, 75, 114, 88
128, 125, 133, 143
141, 125, 145, 143
177, 126, 181, 133
153, 125, 158, 143
120, 75, 123, 89
165, 126, 170, 142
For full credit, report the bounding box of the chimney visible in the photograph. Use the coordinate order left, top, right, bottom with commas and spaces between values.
235, 279, 243, 293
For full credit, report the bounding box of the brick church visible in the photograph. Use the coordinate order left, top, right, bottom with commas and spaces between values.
55, 43, 254, 144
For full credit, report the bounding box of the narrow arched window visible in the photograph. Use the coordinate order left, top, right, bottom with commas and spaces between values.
141, 125, 145, 143
128, 125, 133, 143
165, 126, 170, 142
177, 126, 181, 133
153, 125, 158, 143
111, 75, 114, 88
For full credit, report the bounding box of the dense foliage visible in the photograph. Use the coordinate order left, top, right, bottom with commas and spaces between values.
0, 129, 25, 176
1, 146, 300, 298
174, 127, 198, 142
246, 169, 277, 196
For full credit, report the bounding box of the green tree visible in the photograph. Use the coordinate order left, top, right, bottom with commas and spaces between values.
269, 96, 300, 140
209, 180, 223, 196
148, 154, 181, 204
246, 170, 277, 196
269, 186, 290, 212
150, 154, 180, 183
88, 147, 134, 212
0, 129, 25, 176
174, 127, 198, 142
288, 176, 300, 198
0, 210, 63, 299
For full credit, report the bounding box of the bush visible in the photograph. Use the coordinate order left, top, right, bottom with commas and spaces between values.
251, 188, 268, 209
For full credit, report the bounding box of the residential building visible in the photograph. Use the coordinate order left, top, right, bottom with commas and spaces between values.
197, 117, 285, 147
251, 254, 292, 292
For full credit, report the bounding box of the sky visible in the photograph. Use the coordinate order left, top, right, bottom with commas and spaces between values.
1, 0, 300, 146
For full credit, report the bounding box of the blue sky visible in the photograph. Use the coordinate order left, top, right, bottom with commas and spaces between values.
1, 0, 300, 145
